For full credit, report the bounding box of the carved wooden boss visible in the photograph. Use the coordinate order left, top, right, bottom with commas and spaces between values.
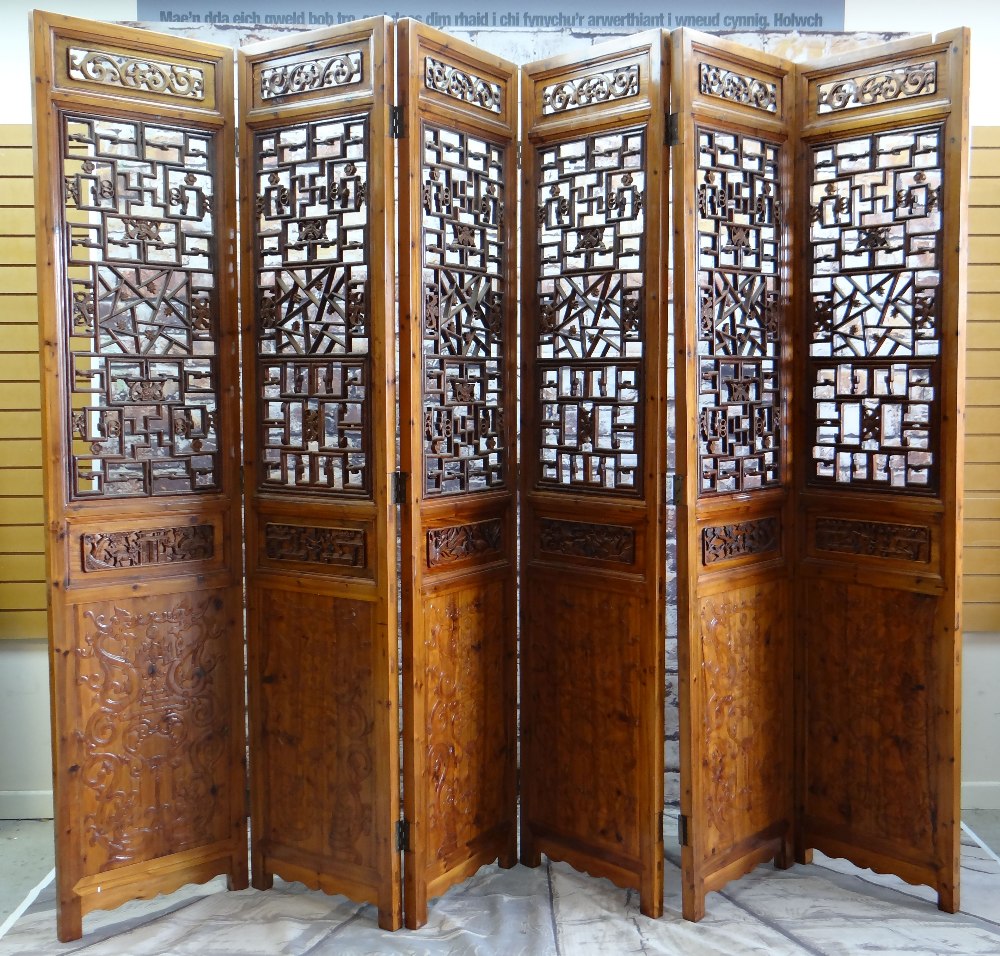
32, 11, 968, 941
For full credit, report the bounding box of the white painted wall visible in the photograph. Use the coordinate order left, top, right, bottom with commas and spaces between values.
0, 1, 997, 818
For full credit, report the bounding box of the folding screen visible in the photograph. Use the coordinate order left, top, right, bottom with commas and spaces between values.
396, 21, 519, 928
794, 31, 969, 912
519, 33, 670, 917
31, 13, 247, 942
31, 11, 969, 941
670, 30, 796, 920
237, 20, 403, 929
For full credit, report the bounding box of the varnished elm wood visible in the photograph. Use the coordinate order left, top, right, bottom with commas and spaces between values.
396, 20, 518, 929
519, 32, 668, 919
670, 29, 796, 922
31, 13, 247, 942
793, 30, 969, 915
237, 20, 402, 930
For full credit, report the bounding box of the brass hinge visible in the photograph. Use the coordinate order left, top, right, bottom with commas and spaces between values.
677, 813, 689, 847
392, 470, 408, 505
667, 473, 684, 506
390, 105, 404, 139
396, 818, 410, 853
517, 142, 522, 169
666, 112, 680, 147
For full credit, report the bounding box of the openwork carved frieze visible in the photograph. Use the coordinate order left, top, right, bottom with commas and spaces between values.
67, 47, 205, 100
75, 597, 230, 867
82, 524, 213, 571
258, 51, 362, 100
699, 63, 777, 113
62, 114, 221, 498
254, 117, 371, 494
426, 519, 503, 567
538, 518, 635, 564
817, 61, 937, 114
536, 129, 645, 492
264, 523, 366, 567
541, 65, 640, 114
422, 125, 507, 494
808, 126, 942, 491
424, 57, 502, 113
696, 127, 783, 495
701, 517, 779, 566
814, 517, 931, 562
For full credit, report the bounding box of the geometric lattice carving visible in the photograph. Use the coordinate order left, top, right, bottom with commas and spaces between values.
82, 524, 213, 571
424, 57, 501, 114
263, 523, 366, 567
426, 519, 503, 567
817, 61, 936, 114
75, 597, 230, 868
699, 63, 777, 113
541, 65, 640, 115
696, 127, 783, 495
808, 126, 942, 491
701, 517, 779, 565
67, 47, 205, 99
254, 116, 370, 495
814, 516, 931, 562
258, 51, 362, 101
538, 518, 635, 563
421, 125, 506, 495
63, 114, 221, 498
536, 129, 645, 492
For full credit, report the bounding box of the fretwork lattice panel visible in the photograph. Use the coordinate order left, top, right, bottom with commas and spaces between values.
696, 127, 782, 495
421, 124, 506, 495
254, 116, 370, 495
535, 128, 645, 493
808, 125, 942, 491
63, 114, 220, 498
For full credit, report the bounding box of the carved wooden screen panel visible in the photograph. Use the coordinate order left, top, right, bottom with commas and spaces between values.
795, 31, 968, 911
396, 21, 518, 929
238, 20, 402, 929
519, 33, 669, 918
31, 13, 246, 942
670, 29, 796, 921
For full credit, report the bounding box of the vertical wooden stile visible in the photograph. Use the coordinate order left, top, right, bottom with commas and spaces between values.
396, 19, 519, 929
31, 12, 247, 941
238, 19, 403, 929
519, 31, 669, 918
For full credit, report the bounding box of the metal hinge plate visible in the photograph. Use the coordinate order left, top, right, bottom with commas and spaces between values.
667, 474, 684, 506
392, 470, 408, 505
677, 813, 689, 847
666, 112, 679, 147
390, 105, 403, 139
396, 818, 410, 853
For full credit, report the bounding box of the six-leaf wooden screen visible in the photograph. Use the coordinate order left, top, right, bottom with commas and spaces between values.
32, 10, 968, 942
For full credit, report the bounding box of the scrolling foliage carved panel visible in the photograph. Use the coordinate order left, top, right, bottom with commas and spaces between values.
73, 594, 233, 871
541, 64, 640, 115
421, 124, 507, 495
696, 127, 783, 495
808, 125, 942, 491
535, 129, 645, 493
62, 114, 221, 499
68, 47, 205, 99
817, 61, 936, 114
254, 116, 371, 495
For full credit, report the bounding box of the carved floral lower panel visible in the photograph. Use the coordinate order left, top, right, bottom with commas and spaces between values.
422, 580, 510, 866
257, 590, 377, 869
699, 580, 791, 859
71, 592, 235, 872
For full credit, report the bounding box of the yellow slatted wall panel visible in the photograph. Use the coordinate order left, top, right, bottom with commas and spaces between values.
966, 127, 1000, 632
0, 124, 45, 639
0, 122, 996, 635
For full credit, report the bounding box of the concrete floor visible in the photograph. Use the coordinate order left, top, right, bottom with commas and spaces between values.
2, 814, 998, 932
